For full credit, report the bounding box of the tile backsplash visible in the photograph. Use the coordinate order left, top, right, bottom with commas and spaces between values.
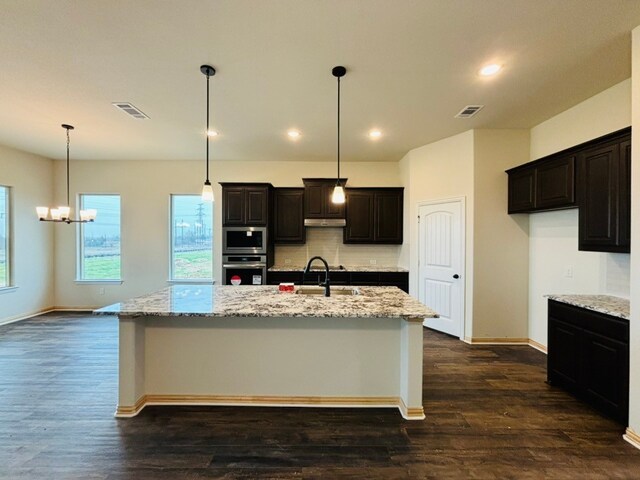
605, 253, 630, 298
274, 228, 401, 267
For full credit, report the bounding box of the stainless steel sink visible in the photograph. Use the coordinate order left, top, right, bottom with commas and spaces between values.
295, 287, 360, 296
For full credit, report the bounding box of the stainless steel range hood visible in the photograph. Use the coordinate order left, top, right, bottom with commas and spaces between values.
304, 218, 346, 227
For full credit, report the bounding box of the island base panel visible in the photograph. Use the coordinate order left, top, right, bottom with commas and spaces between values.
117, 315, 425, 420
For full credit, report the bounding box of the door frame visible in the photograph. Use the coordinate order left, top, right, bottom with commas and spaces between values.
416, 196, 466, 340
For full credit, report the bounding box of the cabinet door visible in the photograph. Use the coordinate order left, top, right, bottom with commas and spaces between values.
304, 183, 324, 218
508, 168, 535, 213
582, 330, 629, 423
245, 187, 269, 226
324, 183, 345, 218
547, 318, 582, 391
379, 272, 409, 293
267, 271, 303, 285
350, 272, 380, 286
375, 190, 403, 244
618, 139, 631, 250
344, 190, 375, 243
578, 143, 620, 251
535, 155, 576, 210
223, 187, 245, 225
274, 189, 305, 244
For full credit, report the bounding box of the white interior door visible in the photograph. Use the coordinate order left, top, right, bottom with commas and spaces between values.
418, 200, 464, 338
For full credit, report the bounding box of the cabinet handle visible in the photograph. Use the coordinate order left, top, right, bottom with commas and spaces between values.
453, 274, 460, 279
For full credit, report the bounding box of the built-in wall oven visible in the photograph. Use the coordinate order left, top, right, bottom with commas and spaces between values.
222, 255, 267, 286
222, 227, 268, 255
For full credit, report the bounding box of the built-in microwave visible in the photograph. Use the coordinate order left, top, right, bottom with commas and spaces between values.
222, 227, 268, 255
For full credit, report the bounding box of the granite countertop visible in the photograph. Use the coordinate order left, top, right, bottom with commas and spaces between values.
546, 294, 629, 320
269, 265, 409, 273
94, 285, 437, 320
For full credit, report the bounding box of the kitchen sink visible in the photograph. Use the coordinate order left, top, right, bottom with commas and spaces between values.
295, 287, 360, 296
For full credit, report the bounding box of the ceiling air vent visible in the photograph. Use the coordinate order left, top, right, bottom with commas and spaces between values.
112, 102, 149, 120
455, 105, 484, 118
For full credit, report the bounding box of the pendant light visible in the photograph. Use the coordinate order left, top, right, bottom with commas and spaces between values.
36, 124, 97, 224
331, 66, 347, 204
200, 64, 216, 202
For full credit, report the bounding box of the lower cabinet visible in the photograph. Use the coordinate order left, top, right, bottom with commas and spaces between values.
267, 271, 409, 292
547, 300, 629, 424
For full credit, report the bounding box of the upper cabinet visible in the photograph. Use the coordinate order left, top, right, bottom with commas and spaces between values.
507, 155, 576, 213
220, 183, 271, 226
273, 188, 305, 244
344, 188, 403, 244
506, 127, 631, 254
578, 131, 631, 253
303, 178, 346, 219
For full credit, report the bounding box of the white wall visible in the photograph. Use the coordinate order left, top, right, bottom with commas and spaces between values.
399, 130, 475, 339
627, 25, 640, 445
472, 130, 530, 340
53, 159, 401, 308
0, 146, 54, 324
528, 79, 632, 348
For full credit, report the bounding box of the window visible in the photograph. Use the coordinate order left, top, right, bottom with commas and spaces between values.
79, 194, 121, 281
0, 186, 9, 288
170, 195, 213, 281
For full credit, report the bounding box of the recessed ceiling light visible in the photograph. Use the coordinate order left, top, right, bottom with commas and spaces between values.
287, 129, 301, 139
206, 130, 218, 137
369, 130, 382, 139
479, 64, 502, 76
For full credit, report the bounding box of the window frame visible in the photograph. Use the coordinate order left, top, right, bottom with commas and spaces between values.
76, 193, 122, 283
0, 185, 11, 290
169, 194, 214, 283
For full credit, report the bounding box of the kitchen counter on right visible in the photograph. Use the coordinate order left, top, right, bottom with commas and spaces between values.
546, 294, 629, 320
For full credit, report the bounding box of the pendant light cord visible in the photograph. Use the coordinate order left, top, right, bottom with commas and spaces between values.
66, 127, 70, 206
205, 71, 210, 183
336, 75, 341, 186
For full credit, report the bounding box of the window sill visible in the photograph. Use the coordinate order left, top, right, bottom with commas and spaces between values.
74, 280, 124, 285
0, 286, 18, 295
167, 279, 216, 285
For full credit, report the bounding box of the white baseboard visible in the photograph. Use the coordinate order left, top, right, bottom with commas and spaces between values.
624, 427, 640, 451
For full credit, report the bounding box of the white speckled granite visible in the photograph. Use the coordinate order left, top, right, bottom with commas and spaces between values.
95, 285, 437, 320
269, 265, 408, 273
546, 294, 629, 320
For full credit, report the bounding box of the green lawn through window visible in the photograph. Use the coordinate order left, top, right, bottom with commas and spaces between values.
82, 250, 213, 280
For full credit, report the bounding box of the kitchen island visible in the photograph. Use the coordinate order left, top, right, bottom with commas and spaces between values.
95, 285, 437, 420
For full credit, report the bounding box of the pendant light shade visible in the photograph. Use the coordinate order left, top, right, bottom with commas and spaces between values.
331, 66, 347, 204
36, 124, 96, 224
331, 185, 345, 204
200, 64, 216, 202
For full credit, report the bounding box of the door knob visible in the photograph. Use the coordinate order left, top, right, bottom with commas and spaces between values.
453, 274, 460, 279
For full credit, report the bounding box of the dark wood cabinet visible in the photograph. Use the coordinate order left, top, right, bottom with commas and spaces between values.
267, 270, 409, 293
220, 183, 271, 226
507, 155, 575, 213
344, 190, 375, 242
508, 168, 535, 213
302, 179, 345, 219
507, 127, 631, 253
578, 130, 631, 253
547, 300, 629, 424
344, 188, 403, 244
273, 188, 305, 244
267, 271, 302, 285
536, 155, 576, 210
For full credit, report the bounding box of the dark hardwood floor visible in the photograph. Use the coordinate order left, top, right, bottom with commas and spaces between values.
1, 312, 639, 479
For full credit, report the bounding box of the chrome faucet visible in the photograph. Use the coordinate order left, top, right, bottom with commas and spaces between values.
304, 256, 331, 297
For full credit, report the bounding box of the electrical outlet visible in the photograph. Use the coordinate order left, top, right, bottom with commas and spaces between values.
284, 259, 291, 265
369, 259, 377, 265
564, 266, 573, 278
98, 287, 105, 295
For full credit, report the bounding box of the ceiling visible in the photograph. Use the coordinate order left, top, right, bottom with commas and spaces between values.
1, 0, 639, 163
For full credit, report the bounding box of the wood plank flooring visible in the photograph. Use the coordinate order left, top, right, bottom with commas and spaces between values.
1, 312, 639, 479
